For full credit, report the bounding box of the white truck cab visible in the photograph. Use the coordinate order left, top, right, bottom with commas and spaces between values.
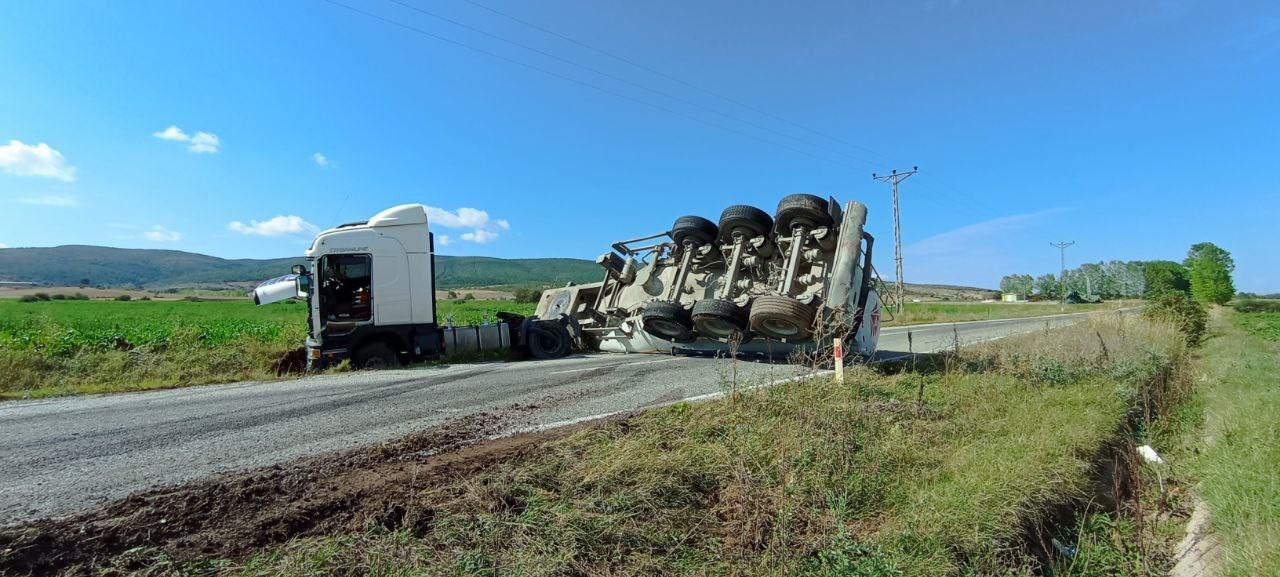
299, 204, 442, 368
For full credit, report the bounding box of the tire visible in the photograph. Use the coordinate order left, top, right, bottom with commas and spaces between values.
691, 298, 751, 342
717, 205, 773, 243
528, 321, 571, 360
671, 215, 718, 247
354, 342, 401, 369
749, 294, 817, 341
775, 194, 833, 234
641, 300, 696, 342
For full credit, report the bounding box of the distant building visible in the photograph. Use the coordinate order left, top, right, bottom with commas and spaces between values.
1001, 293, 1025, 302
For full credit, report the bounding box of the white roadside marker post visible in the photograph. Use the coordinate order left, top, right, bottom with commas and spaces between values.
833, 337, 845, 383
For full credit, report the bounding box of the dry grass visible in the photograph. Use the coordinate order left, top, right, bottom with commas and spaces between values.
886, 301, 1129, 327
196, 315, 1191, 577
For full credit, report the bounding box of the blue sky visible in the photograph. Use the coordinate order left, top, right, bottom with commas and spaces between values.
1, 0, 1276, 291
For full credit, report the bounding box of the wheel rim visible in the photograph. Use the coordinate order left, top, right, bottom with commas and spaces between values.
646, 318, 687, 338
696, 315, 740, 338
760, 317, 802, 338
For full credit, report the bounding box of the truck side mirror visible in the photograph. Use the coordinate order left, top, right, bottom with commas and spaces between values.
295, 275, 311, 298
291, 264, 308, 275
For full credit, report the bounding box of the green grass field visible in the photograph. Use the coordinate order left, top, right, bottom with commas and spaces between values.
885, 301, 1125, 326
0, 298, 534, 400
1186, 309, 1280, 576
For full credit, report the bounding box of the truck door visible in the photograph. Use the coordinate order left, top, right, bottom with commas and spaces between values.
318, 254, 373, 328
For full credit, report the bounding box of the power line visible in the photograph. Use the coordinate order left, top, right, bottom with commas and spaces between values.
321, 0, 861, 169
326, 1, 1000, 230
873, 166, 918, 313
457, 0, 900, 165
385, 0, 888, 170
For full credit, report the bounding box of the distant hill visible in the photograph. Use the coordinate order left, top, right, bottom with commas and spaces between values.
0, 245, 601, 290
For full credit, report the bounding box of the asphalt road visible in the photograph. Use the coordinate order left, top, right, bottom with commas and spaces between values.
0, 311, 1100, 523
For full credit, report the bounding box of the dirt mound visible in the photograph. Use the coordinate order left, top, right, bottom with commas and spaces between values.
0, 412, 573, 576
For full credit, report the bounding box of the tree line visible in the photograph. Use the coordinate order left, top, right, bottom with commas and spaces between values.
999, 242, 1236, 304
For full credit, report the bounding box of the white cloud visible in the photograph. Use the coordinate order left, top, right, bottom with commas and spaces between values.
423, 205, 509, 243
153, 125, 221, 153
437, 234, 452, 246
460, 229, 499, 243
228, 215, 319, 237
897, 208, 1069, 287
424, 206, 492, 228
188, 132, 220, 154
0, 140, 77, 182
312, 152, 330, 167
152, 125, 189, 141
0, 243, 9, 249
144, 225, 181, 242
18, 194, 78, 207
904, 209, 1067, 258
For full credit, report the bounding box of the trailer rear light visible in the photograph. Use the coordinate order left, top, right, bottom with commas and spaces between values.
308, 348, 321, 359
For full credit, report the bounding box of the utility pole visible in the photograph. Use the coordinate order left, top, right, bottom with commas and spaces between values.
873, 166, 918, 313
1050, 241, 1075, 307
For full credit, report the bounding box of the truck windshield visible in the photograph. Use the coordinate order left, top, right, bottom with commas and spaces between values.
318, 254, 373, 325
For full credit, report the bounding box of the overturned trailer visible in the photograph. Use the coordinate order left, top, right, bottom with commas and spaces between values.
536, 194, 882, 360
254, 195, 881, 369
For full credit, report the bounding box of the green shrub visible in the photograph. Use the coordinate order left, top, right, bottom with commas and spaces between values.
1144, 293, 1208, 345
72, 293, 89, 300
17, 295, 39, 303
51, 294, 67, 300
1031, 356, 1071, 386
1234, 299, 1280, 313
513, 287, 542, 303
32, 292, 51, 301
114, 294, 132, 301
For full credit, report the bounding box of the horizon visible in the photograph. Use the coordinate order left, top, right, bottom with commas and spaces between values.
2, 1, 1277, 291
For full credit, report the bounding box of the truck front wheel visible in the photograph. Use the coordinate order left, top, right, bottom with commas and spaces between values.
354, 342, 401, 369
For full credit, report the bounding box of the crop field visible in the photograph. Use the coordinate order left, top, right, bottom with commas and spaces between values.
885, 300, 1125, 326
0, 298, 535, 399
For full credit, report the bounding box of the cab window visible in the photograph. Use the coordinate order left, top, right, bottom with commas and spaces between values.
319, 254, 373, 324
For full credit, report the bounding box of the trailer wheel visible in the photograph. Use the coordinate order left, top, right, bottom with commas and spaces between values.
775, 194, 833, 234
641, 300, 696, 342
528, 322, 571, 360
691, 298, 751, 343
671, 215, 718, 247
749, 294, 816, 341
354, 342, 401, 369
718, 205, 773, 242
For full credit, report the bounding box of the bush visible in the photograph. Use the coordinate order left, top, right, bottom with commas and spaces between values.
1234, 299, 1280, 313
1145, 293, 1208, 346
140, 296, 152, 301
114, 295, 132, 301
51, 294, 67, 300
18, 295, 40, 303
32, 292, 51, 301
513, 288, 542, 303
72, 293, 89, 300
464, 293, 476, 301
